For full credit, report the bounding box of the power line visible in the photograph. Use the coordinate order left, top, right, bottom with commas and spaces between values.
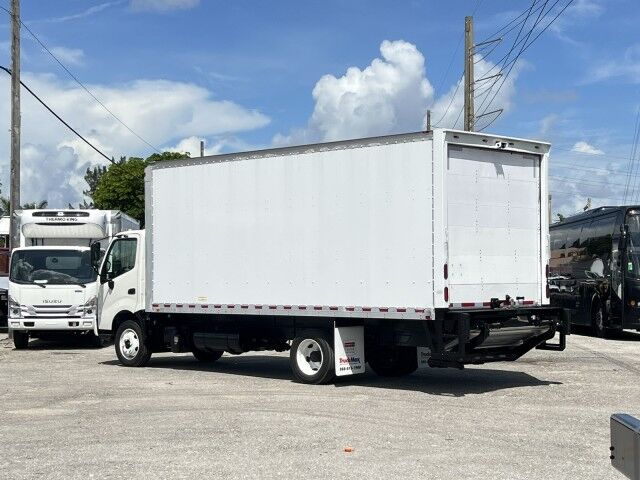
0, 65, 115, 164
476, 0, 554, 120
476, 0, 574, 121
0, 5, 161, 154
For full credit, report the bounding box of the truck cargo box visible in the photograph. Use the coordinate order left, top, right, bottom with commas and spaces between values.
145, 129, 550, 319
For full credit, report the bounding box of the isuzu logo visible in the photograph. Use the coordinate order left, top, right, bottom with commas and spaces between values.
43, 299, 62, 304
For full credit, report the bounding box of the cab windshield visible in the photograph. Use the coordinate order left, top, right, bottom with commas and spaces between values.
10, 249, 96, 285
626, 213, 640, 278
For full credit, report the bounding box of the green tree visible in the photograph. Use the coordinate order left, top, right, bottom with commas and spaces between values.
21, 200, 49, 209
92, 151, 188, 224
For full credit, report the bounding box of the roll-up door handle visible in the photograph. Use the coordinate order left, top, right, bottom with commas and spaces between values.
128, 288, 136, 295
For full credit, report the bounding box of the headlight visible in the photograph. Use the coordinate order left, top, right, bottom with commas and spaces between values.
83, 296, 97, 317
8, 295, 21, 318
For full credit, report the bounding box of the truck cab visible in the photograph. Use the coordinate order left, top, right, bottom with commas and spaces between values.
94, 230, 145, 335
8, 209, 139, 348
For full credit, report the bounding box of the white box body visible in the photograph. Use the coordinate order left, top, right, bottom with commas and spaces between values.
146, 129, 550, 319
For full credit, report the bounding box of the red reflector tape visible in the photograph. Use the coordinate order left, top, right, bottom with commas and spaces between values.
152, 304, 159, 308
362, 307, 371, 312
461, 303, 475, 307
415, 308, 425, 313
227, 305, 235, 309
163, 304, 171, 308
213, 304, 222, 308
444, 287, 449, 303
188, 305, 196, 308
254, 305, 263, 309
298, 306, 307, 310
329, 306, 338, 311
284, 306, 292, 310
346, 307, 355, 311
201, 305, 209, 309
379, 308, 389, 312
241, 305, 248, 309
396, 308, 406, 313
314, 306, 322, 310
523, 300, 535, 305
269, 305, 277, 310
176, 304, 183, 308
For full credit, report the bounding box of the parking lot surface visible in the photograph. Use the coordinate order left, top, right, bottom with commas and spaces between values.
1, 330, 638, 479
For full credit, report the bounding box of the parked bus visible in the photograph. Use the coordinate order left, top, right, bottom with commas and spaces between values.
549, 206, 640, 336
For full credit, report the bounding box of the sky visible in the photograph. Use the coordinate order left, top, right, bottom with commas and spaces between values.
0, 0, 639, 218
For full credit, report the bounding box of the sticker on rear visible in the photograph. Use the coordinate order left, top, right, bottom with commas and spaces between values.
334, 325, 365, 376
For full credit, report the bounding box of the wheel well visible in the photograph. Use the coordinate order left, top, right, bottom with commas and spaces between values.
112, 311, 137, 334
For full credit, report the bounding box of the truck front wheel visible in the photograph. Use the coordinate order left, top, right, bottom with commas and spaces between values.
367, 346, 418, 377
12, 331, 29, 349
115, 320, 152, 367
290, 333, 335, 385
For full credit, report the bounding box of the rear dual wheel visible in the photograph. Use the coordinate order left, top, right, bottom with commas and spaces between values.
290, 332, 335, 385
367, 346, 418, 377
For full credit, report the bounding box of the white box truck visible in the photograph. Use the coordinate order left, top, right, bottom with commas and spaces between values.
8, 209, 139, 348
93, 129, 567, 384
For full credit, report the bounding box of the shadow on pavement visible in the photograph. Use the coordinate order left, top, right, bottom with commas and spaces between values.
101, 353, 561, 396
15, 333, 109, 351
569, 325, 640, 341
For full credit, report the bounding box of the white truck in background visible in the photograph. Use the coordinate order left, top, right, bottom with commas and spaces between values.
93, 129, 568, 384
9, 210, 138, 348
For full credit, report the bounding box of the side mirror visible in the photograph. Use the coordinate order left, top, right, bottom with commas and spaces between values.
90, 242, 102, 271
619, 224, 629, 252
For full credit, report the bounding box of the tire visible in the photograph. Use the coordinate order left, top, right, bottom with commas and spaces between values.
367, 346, 418, 377
192, 347, 223, 363
12, 330, 29, 350
290, 332, 335, 385
115, 320, 152, 367
591, 304, 606, 338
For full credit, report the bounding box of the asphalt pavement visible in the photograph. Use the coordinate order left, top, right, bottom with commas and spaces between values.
0, 329, 638, 479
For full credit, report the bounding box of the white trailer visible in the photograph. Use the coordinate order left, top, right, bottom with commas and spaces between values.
94, 129, 567, 384
8, 210, 139, 348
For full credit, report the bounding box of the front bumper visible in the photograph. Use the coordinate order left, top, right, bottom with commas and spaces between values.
8, 317, 96, 332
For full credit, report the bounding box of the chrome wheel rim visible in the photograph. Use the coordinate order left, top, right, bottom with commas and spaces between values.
119, 328, 140, 360
296, 339, 323, 376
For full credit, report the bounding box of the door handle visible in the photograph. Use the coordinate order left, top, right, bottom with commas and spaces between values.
128, 288, 136, 295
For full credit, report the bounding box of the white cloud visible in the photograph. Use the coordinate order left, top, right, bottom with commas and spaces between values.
539, 114, 559, 136
275, 40, 521, 145
571, 141, 604, 155
35, 2, 124, 24
274, 40, 434, 145
587, 44, 640, 84
0, 73, 270, 207
129, 0, 200, 12
49, 47, 85, 66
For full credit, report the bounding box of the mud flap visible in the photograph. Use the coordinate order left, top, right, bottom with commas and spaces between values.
417, 347, 432, 369
334, 323, 365, 377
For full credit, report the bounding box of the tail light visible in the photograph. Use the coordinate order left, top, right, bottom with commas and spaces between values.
546, 264, 549, 278
546, 284, 550, 299
444, 263, 448, 280
444, 287, 449, 303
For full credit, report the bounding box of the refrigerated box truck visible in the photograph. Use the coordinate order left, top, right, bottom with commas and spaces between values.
93, 129, 568, 384
8, 210, 139, 348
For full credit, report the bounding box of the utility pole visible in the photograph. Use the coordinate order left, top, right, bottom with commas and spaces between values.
10, 0, 21, 250
200, 140, 204, 157
464, 15, 474, 132
425, 110, 431, 131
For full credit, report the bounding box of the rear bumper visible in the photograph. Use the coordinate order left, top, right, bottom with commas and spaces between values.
8, 317, 96, 332
426, 306, 569, 368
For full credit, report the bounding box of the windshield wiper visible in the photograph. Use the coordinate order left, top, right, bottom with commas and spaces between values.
31, 281, 47, 288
